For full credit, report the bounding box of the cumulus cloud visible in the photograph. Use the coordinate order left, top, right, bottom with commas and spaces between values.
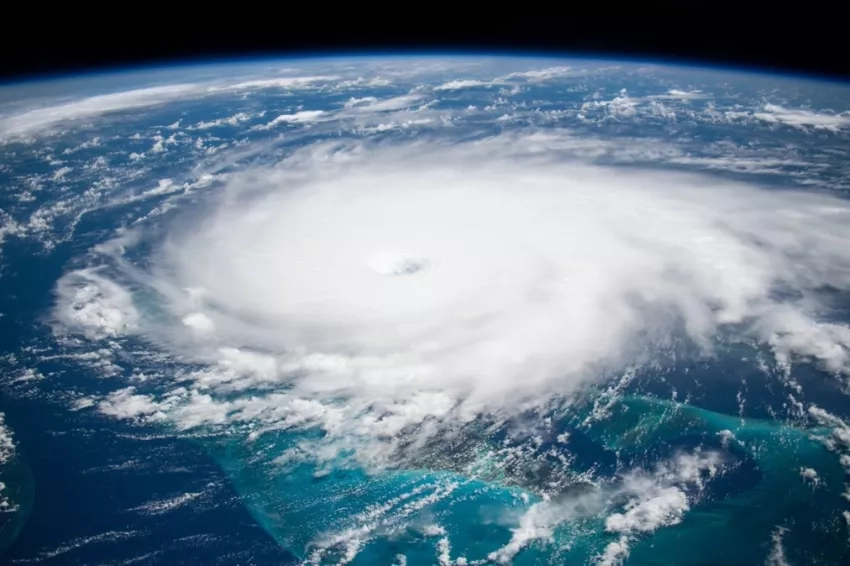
485, 449, 722, 565
54, 268, 140, 340
0, 413, 18, 512
188, 111, 260, 130
0, 414, 15, 466
97, 387, 165, 420
580, 89, 640, 119
807, 404, 850, 501
599, 450, 722, 565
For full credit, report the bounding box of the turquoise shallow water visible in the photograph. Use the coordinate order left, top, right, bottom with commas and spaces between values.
199, 390, 850, 565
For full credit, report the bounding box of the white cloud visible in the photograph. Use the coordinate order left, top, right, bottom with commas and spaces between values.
807, 404, 850, 504
247, 95, 432, 133
799, 467, 819, 486
580, 89, 640, 119
128, 491, 204, 515
0, 83, 204, 140
598, 450, 723, 565
56, 133, 850, 445
483, 450, 723, 565
336, 76, 393, 89
766, 526, 791, 566
52, 166, 73, 181
0, 210, 23, 251
649, 89, 707, 100
0, 414, 15, 467
352, 94, 425, 112
598, 537, 631, 566
434, 79, 492, 91
188, 112, 259, 130
356, 118, 434, 134
753, 104, 850, 131
758, 308, 850, 378
143, 178, 176, 197
300, 479, 459, 564
254, 110, 326, 130
182, 312, 214, 333
668, 155, 810, 175
0, 73, 341, 142
53, 268, 140, 340
30, 530, 141, 561
97, 387, 166, 420
502, 66, 575, 81
487, 500, 567, 563
344, 96, 378, 108
213, 76, 338, 91
432, 67, 587, 93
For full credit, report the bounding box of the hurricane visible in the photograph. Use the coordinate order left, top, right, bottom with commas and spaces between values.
50, 133, 850, 563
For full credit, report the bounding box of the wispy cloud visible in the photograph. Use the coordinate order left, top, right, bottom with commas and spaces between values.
753, 103, 850, 131
501, 66, 576, 81
0, 83, 204, 140
187, 111, 262, 130
648, 89, 708, 100
253, 110, 326, 130
210, 75, 339, 92
434, 79, 493, 91
351, 94, 425, 112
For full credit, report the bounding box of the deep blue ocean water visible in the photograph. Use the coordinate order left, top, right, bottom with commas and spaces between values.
0, 236, 295, 564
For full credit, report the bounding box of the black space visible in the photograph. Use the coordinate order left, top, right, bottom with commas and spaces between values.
1, 9, 848, 83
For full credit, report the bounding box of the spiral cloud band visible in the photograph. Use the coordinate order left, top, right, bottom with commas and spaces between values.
44, 129, 850, 564
55, 133, 846, 430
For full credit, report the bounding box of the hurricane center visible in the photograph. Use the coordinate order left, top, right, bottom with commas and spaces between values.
369, 252, 433, 277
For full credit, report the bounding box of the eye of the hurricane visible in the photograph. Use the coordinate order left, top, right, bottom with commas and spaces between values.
369, 252, 432, 276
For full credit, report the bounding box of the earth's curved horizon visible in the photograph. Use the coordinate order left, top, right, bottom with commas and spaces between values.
1, 53, 850, 565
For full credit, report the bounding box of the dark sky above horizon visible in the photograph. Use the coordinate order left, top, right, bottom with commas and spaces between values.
2, 10, 847, 84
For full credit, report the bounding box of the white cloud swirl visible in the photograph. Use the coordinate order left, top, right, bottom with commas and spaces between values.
55, 133, 850, 448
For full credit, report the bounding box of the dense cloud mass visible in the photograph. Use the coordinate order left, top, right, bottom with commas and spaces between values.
53, 134, 850, 445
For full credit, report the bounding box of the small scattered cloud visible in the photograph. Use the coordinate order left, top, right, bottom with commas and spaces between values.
210, 76, 338, 92
649, 89, 708, 100
501, 66, 575, 81
253, 110, 326, 130
351, 94, 426, 112
434, 79, 493, 91
188, 112, 262, 130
